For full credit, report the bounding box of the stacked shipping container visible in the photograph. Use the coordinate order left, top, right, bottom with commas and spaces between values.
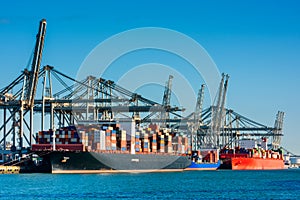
34, 124, 192, 155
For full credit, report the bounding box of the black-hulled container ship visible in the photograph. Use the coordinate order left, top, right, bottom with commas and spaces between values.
32, 123, 191, 173
39, 150, 190, 173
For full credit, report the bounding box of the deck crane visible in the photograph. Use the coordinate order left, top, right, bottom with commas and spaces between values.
161, 75, 173, 127
19, 19, 47, 149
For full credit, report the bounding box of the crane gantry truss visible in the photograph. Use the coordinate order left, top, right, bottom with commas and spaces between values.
0, 19, 284, 155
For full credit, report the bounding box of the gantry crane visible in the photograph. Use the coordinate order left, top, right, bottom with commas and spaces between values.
272, 111, 285, 149
17, 19, 47, 151
191, 84, 205, 151
0, 19, 286, 162
161, 75, 174, 127
0, 19, 46, 157
206, 73, 229, 148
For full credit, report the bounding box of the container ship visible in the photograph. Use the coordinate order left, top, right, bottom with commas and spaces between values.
31, 122, 192, 173
219, 139, 284, 170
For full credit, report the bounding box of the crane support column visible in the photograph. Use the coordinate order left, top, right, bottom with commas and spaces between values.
3, 108, 6, 150
30, 107, 33, 146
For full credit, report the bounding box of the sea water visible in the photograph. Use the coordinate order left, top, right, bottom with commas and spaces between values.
0, 170, 299, 199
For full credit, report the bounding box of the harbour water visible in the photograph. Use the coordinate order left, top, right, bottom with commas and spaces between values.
0, 170, 300, 199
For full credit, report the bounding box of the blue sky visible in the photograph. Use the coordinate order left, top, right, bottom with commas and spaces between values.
0, 1, 300, 154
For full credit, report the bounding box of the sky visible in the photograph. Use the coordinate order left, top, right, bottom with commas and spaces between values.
0, 0, 300, 154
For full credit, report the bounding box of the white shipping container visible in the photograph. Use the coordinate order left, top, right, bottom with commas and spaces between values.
100, 130, 106, 150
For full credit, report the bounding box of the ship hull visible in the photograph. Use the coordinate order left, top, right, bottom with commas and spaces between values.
185, 161, 220, 171
45, 151, 191, 173
221, 157, 284, 170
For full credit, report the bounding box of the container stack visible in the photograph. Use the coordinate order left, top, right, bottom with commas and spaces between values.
130, 129, 135, 154
87, 131, 94, 151
37, 126, 80, 145
93, 130, 100, 151
34, 126, 84, 151
213, 150, 218, 163
105, 128, 111, 151
79, 131, 86, 151
183, 137, 188, 154
172, 136, 182, 154
142, 133, 149, 153
120, 130, 127, 151
159, 134, 165, 153
84, 132, 89, 149
35, 124, 195, 156
165, 134, 173, 153
151, 133, 157, 153
135, 131, 141, 152
201, 150, 217, 163
111, 130, 117, 151
100, 130, 106, 150
37, 131, 51, 144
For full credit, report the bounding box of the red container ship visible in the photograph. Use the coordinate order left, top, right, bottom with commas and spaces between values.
219, 147, 284, 170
